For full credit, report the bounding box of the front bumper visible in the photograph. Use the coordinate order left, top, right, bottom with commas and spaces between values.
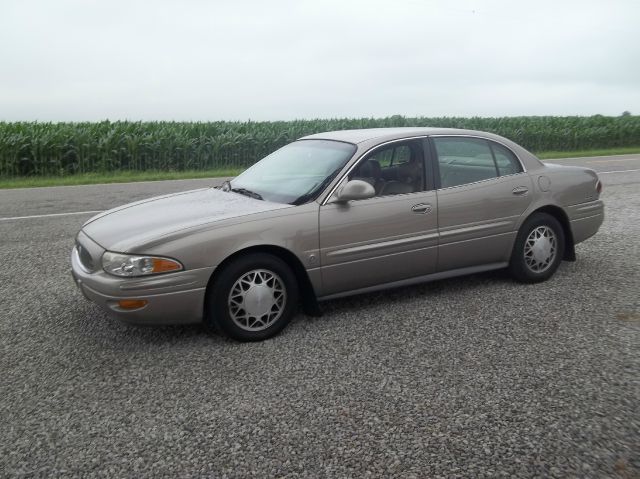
71, 232, 215, 325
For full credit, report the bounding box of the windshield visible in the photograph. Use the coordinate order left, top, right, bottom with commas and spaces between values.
229, 140, 356, 205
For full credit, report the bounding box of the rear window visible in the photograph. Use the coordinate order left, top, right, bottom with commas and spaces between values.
491, 142, 523, 176
434, 137, 497, 188
433, 137, 523, 188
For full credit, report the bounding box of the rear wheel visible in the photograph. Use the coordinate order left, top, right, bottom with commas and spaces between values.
509, 212, 565, 283
205, 253, 298, 341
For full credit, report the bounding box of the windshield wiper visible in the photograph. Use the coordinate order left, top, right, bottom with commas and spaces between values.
230, 187, 264, 201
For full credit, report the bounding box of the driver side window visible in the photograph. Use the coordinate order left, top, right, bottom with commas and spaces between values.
349, 141, 425, 197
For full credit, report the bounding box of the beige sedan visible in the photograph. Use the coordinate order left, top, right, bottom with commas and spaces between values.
71, 128, 604, 341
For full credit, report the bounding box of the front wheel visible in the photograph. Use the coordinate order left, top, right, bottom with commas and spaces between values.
509, 212, 565, 283
205, 253, 299, 341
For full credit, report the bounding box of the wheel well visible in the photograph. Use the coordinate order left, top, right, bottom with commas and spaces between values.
204, 245, 321, 318
530, 205, 576, 261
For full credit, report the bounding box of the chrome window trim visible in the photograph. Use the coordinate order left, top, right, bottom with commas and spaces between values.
430, 134, 527, 173
320, 135, 431, 206
320, 134, 527, 205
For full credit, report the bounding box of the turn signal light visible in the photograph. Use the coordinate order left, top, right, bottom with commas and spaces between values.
596, 180, 603, 195
117, 299, 148, 310
151, 258, 182, 273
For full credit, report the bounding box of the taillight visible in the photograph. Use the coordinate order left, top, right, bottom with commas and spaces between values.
596, 179, 603, 195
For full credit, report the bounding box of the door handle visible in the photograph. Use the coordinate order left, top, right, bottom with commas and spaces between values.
411, 203, 432, 214
512, 186, 529, 196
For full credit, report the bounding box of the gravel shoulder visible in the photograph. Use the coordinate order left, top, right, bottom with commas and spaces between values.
0, 159, 638, 477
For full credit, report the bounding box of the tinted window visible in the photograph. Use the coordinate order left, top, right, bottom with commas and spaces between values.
369, 144, 411, 168
491, 142, 522, 176
434, 137, 498, 188
349, 141, 425, 197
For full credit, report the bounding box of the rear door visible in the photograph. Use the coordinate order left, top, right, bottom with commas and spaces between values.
318, 139, 438, 296
430, 136, 533, 271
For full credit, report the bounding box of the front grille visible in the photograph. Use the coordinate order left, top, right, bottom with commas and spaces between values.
77, 243, 95, 272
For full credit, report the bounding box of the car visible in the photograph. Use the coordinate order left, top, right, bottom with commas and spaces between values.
71, 128, 604, 341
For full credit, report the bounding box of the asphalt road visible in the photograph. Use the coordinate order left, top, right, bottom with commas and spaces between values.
0, 155, 638, 477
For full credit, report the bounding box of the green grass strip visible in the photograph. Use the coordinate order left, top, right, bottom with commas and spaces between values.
536, 146, 640, 159
0, 169, 243, 189
1, 146, 639, 189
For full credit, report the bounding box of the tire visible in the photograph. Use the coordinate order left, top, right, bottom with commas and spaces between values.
509, 212, 565, 283
205, 253, 299, 341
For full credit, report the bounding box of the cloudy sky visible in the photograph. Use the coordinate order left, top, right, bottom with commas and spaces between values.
1, 0, 638, 121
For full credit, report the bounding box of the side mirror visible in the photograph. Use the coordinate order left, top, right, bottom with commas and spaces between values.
331, 179, 375, 203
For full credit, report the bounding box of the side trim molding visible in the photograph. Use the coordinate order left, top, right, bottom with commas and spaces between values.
439, 221, 513, 239
327, 232, 439, 258
317, 262, 508, 301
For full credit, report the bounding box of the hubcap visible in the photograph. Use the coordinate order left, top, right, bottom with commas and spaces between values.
524, 226, 557, 273
228, 269, 286, 331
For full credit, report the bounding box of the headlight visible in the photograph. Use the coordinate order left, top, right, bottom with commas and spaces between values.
102, 251, 183, 277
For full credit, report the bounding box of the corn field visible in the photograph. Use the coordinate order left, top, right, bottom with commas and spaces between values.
0, 115, 638, 177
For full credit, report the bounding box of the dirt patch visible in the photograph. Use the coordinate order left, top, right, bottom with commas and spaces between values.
617, 312, 640, 322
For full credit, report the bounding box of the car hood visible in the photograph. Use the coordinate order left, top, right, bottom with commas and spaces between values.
82, 187, 292, 252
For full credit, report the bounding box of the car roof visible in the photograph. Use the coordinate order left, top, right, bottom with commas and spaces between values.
299, 127, 485, 144
299, 126, 545, 174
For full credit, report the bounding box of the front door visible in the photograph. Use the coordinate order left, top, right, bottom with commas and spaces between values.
318, 139, 438, 297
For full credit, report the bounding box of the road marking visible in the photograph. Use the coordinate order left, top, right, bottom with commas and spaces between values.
0, 210, 103, 222
598, 169, 640, 175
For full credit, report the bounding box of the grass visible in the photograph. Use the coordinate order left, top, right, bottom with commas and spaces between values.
0, 146, 639, 189
0, 168, 243, 189
536, 146, 640, 159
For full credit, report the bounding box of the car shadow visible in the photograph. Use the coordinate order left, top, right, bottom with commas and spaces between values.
312, 268, 515, 318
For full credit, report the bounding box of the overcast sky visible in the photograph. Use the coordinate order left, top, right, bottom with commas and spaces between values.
1, 0, 638, 121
